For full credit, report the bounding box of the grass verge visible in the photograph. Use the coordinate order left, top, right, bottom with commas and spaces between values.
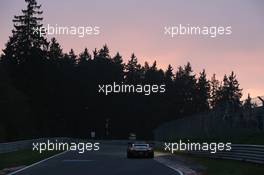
0, 149, 62, 170
155, 145, 264, 175
177, 153, 264, 175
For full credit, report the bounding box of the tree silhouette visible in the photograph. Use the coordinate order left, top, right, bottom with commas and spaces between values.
215, 72, 242, 112
0, 0, 247, 141
243, 94, 254, 111
125, 53, 141, 83
196, 69, 210, 112
165, 64, 174, 84
2, 0, 47, 64
49, 38, 63, 62
79, 48, 91, 65
210, 74, 220, 109
112, 52, 125, 82
174, 62, 197, 115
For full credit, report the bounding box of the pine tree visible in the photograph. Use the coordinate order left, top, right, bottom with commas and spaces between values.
165, 64, 174, 84
174, 62, 197, 114
144, 62, 150, 71
184, 62, 192, 74
215, 72, 242, 111
93, 48, 98, 58
61, 49, 76, 70
175, 66, 184, 78
112, 52, 124, 82
79, 48, 91, 64
228, 71, 242, 107
125, 53, 141, 83
2, 0, 48, 63
196, 69, 210, 112
243, 94, 253, 110
144, 60, 164, 84
210, 74, 220, 109
98, 44, 110, 59
69, 49, 77, 63
48, 38, 63, 62
1, 0, 50, 96
150, 61, 157, 71
112, 52, 123, 65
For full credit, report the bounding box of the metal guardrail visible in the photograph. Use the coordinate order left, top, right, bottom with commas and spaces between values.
154, 141, 264, 164
187, 144, 264, 164
2, 138, 263, 164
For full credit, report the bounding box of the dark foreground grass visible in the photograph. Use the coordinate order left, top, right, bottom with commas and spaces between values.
155, 145, 264, 175
183, 155, 264, 175
156, 132, 264, 174
0, 149, 62, 170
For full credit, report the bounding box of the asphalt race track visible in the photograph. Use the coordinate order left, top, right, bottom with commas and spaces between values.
10, 144, 181, 175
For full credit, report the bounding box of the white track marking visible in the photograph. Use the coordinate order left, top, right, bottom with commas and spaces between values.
7, 150, 69, 175
154, 158, 184, 175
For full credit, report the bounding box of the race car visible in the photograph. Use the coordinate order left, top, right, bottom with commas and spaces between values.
127, 142, 154, 158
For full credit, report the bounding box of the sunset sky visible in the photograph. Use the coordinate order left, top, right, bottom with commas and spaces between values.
0, 0, 263, 99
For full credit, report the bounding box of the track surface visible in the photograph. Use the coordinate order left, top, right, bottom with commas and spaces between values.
11, 144, 180, 175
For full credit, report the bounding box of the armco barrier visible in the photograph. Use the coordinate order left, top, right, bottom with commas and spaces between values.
155, 142, 264, 164
186, 144, 264, 164
3, 139, 263, 164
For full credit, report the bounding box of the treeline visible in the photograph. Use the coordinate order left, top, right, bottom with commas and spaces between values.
0, 0, 244, 141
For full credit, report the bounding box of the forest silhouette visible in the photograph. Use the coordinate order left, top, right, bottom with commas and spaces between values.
0, 0, 244, 141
